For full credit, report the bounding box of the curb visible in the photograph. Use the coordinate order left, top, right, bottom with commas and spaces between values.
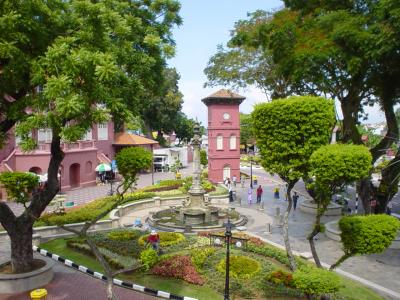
33, 246, 197, 300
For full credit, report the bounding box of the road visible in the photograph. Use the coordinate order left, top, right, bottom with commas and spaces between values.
241, 165, 400, 215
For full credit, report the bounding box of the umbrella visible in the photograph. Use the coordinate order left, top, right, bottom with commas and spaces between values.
95, 163, 111, 172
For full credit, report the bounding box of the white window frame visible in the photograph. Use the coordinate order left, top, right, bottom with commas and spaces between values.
38, 128, 52, 143
216, 135, 223, 150
229, 135, 236, 150
97, 123, 108, 140
82, 128, 92, 141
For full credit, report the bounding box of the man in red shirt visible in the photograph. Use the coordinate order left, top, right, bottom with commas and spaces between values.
256, 185, 263, 204
147, 230, 160, 251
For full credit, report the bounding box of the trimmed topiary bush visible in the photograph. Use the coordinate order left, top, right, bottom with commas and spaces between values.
140, 248, 158, 271
216, 255, 260, 279
139, 232, 185, 247
293, 266, 341, 299
330, 214, 400, 269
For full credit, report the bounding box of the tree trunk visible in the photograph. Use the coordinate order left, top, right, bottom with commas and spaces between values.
106, 278, 114, 300
9, 224, 33, 273
358, 178, 371, 214
283, 181, 297, 271
307, 202, 326, 268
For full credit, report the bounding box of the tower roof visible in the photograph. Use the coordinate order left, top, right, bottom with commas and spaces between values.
201, 89, 245, 106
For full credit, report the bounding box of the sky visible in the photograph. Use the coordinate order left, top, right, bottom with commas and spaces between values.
167, 0, 386, 126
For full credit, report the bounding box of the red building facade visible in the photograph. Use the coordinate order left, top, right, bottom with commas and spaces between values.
202, 90, 245, 183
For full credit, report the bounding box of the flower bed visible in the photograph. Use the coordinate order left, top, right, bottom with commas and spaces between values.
152, 255, 205, 285
40, 230, 384, 300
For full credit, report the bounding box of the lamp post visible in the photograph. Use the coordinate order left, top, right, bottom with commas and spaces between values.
224, 219, 234, 300
249, 150, 253, 189
109, 179, 114, 196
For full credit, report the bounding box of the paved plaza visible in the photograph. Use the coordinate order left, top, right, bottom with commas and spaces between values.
0, 164, 399, 299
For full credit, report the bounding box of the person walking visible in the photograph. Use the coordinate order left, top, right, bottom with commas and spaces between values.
232, 175, 237, 187
247, 187, 253, 205
241, 175, 245, 188
256, 185, 263, 204
274, 186, 280, 199
229, 184, 234, 202
293, 191, 299, 210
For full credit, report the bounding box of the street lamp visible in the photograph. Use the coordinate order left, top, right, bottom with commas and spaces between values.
249, 150, 253, 189
223, 219, 234, 300
108, 179, 114, 196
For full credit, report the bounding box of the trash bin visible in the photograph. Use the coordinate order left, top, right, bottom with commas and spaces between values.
175, 172, 181, 180
30, 289, 47, 300
252, 175, 258, 186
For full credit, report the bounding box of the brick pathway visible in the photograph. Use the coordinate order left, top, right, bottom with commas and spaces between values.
0, 268, 156, 300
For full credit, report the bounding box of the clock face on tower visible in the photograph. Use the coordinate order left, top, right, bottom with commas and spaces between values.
223, 112, 231, 120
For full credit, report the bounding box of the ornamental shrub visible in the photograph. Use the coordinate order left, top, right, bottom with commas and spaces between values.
266, 269, 294, 287
141, 179, 183, 192
140, 248, 158, 271
292, 266, 341, 298
107, 229, 139, 241
138, 232, 185, 247
216, 255, 260, 279
190, 247, 216, 272
339, 214, 400, 255
35, 191, 154, 227
151, 255, 205, 285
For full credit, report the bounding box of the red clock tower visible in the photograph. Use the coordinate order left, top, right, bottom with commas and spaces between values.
202, 89, 245, 183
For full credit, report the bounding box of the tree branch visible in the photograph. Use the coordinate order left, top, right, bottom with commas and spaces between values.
0, 201, 17, 232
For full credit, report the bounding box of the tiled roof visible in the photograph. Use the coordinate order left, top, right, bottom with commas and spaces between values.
202, 89, 245, 105
113, 133, 158, 145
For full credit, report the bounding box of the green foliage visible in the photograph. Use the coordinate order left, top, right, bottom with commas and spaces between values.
0, 172, 39, 204
179, 176, 215, 193
200, 149, 208, 166
190, 247, 216, 272
293, 266, 341, 297
339, 215, 400, 255
107, 230, 139, 241
140, 248, 158, 271
170, 157, 183, 173
35, 191, 154, 227
240, 113, 255, 146
252, 96, 335, 181
216, 255, 260, 279
139, 232, 185, 247
116, 147, 153, 181
141, 179, 183, 192
309, 144, 371, 205
174, 112, 196, 145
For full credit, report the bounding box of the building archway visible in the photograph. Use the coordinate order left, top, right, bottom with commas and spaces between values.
69, 163, 80, 188
223, 165, 231, 181
29, 167, 42, 174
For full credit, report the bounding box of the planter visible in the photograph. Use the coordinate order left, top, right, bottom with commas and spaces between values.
299, 199, 342, 216
0, 256, 55, 293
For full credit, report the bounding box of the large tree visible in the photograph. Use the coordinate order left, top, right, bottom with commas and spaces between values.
205, 1, 400, 213
0, 0, 181, 273
252, 96, 335, 270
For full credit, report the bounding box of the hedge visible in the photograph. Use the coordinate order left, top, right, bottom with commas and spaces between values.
35, 191, 155, 227
141, 179, 183, 192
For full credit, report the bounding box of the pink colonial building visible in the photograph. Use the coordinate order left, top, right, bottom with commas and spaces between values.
0, 122, 117, 197
202, 90, 245, 183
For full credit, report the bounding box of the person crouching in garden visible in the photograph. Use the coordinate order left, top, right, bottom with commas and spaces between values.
147, 230, 160, 251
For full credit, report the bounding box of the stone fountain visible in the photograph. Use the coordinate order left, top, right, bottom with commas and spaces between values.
147, 122, 246, 231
